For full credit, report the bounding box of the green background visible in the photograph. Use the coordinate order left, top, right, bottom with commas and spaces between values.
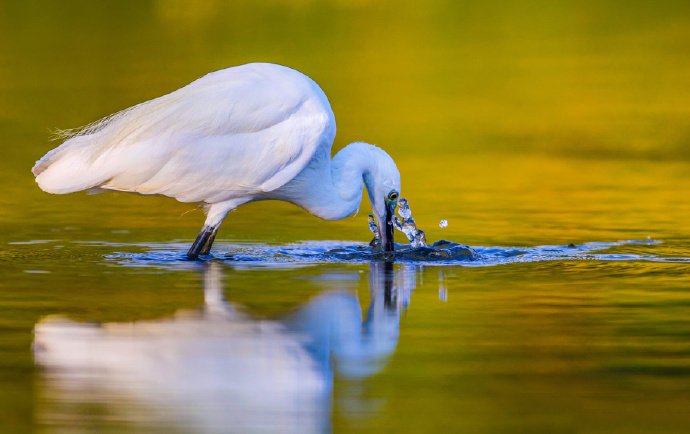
2, 1, 690, 432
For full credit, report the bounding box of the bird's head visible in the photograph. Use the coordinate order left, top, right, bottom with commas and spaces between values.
362, 147, 401, 253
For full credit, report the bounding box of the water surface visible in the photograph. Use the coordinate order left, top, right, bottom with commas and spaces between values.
2, 1, 690, 433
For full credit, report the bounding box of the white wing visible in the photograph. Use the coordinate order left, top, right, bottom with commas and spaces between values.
33, 63, 336, 204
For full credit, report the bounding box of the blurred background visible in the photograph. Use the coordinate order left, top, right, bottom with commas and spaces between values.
3, 1, 690, 433
2, 0, 690, 245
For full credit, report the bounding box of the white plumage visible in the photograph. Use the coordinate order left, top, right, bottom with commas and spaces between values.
33, 63, 401, 257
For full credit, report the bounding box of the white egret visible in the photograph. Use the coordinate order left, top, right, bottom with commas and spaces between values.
32, 63, 401, 258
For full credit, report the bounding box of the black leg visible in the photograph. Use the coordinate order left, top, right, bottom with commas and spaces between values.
199, 225, 220, 255
187, 225, 218, 259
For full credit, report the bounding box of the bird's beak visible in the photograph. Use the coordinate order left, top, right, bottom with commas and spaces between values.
382, 198, 397, 252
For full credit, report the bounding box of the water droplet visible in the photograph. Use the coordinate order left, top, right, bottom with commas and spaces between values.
401, 217, 417, 242
412, 229, 426, 248
439, 219, 448, 228
389, 198, 427, 248
368, 214, 380, 247
398, 198, 412, 219
392, 216, 403, 231
368, 214, 378, 234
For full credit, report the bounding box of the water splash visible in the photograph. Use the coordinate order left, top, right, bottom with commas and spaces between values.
368, 214, 380, 248
393, 198, 427, 247
368, 198, 428, 248
397, 198, 412, 219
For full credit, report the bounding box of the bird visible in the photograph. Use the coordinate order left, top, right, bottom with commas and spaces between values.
32, 63, 401, 258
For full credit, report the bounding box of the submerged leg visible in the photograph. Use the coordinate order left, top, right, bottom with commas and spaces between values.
186, 201, 238, 259
199, 225, 220, 255
187, 224, 221, 259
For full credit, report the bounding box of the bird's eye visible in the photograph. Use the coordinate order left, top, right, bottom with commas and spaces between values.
388, 191, 399, 201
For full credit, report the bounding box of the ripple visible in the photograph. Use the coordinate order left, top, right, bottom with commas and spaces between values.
93, 238, 690, 270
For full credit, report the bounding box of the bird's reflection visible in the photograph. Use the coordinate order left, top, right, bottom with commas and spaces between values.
33, 262, 417, 434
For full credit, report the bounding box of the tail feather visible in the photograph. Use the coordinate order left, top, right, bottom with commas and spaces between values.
32, 149, 63, 177
33, 135, 108, 194
32, 89, 178, 195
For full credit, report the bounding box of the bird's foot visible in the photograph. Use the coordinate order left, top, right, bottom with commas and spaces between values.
187, 225, 219, 259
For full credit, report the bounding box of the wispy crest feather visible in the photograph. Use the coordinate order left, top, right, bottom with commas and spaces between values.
50, 105, 140, 141
58, 91, 188, 145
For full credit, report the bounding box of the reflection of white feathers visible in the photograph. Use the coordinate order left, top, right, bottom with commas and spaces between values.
34, 263, 416, 434
35, 296, 329, 432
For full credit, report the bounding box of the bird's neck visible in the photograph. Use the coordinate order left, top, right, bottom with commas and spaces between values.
274, 142, 379, 220
287, 142, 374, 220
329, 142, 377, 217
